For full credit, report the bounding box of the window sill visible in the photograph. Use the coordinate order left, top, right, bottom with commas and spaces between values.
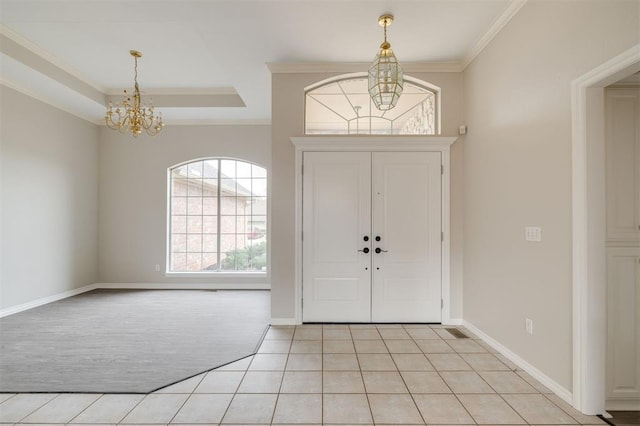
165, 272, 267, 278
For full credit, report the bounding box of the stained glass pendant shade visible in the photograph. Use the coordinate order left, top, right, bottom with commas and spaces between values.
368, 14, 404, 111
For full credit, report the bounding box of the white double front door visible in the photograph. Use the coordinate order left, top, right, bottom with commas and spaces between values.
302, 151, 442, 323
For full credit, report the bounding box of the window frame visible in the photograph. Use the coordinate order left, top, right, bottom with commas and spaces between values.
304, 72, 442, 136
165, 157, 268, 277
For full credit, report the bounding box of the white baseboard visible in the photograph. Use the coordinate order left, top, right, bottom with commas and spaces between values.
96, 282, 271, 290
463, 320, 573, 405
0, 284, 97, 318
270, 317, 300, 326
443, 317, 464, 326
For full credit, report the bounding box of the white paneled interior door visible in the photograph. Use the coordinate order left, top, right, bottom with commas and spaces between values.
302, 151, 442, 323
302, 152, 372, 322
606, 248, 640, 408
372, 152, 442, 322
605, 88, 640, 411
606, 89, 640, 242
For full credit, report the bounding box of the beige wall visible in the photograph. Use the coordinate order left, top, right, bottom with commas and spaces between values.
98, 124, 271, 284
271, 71, 465, 321
0, 86, 99, 310
463, 0, 639, 391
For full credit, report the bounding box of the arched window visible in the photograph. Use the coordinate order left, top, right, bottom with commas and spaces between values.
305, 74, 440, 135
168, 158, 267, 273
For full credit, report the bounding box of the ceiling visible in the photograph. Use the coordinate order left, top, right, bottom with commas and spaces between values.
0, 0, 524, 125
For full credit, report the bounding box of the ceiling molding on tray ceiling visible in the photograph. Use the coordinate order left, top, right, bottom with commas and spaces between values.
461, 0, 529, 70
0, 79, 104, 125
166, 118, 271, 126
105, 88, 246, 108
0, 25, 246, 110
1, 25, 106, 104
267, 61, 464, 74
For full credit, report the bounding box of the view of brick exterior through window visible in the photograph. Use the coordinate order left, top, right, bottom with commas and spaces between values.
169, 159, 267, 272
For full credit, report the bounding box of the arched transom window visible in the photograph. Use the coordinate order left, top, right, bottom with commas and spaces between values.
305, 74, 439, 135
168, 158, 267, 273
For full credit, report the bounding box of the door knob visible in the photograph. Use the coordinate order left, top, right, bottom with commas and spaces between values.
359, 247, 370, 253
375, 247, 388, 254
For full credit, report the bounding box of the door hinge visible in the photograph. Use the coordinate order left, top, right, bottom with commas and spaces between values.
441, 164, 444, 175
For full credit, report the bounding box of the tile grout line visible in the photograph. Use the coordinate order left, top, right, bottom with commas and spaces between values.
351, 324, 376, 426
384, 324, 427, 425
217, 345, 256, 425
65, 393, 105, 425
404, 324, 480, 426
16, 393, 61, 424
269, 324, 297, 425
447, 332, 542, 426
165, 372, 207, 425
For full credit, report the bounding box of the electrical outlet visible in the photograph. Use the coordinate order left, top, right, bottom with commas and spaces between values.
525, 318, 533, 335
155, 264, 161, 272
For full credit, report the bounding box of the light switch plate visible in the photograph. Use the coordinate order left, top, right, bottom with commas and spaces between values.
525, 226, 542, 242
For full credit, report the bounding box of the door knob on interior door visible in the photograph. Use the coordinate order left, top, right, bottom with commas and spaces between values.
375, 247, 388, 254
358, 247, 370, 253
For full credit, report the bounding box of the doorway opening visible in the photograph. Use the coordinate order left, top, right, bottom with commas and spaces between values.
571, 44, 640, 415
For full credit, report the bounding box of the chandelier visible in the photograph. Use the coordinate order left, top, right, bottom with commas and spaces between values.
368, 14, 404, 111
105, 50, 164, 137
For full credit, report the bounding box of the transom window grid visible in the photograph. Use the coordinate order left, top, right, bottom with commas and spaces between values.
305, 76, 438, 135
169, 159, 267, 273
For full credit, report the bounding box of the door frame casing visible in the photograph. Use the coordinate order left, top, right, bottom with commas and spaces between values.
291, 136, 457, 324
571, 44, 640, 414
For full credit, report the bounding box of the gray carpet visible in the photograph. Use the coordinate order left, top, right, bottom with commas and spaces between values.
0, 289, 270, 393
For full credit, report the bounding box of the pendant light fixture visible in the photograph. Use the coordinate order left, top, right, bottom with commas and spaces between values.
368, 14, 404, 111
105, 50, 164, 137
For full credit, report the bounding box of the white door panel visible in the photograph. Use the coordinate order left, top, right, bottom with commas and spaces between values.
606, 248, 640, 409
372, 152, 442, 322
302, 152, 371, 322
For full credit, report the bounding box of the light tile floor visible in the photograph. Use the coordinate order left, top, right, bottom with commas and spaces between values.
0, 324, 607, 425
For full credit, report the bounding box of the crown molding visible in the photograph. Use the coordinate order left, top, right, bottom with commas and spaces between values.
462, 0, 528, 70
268, 1, 530, 76
267, 61, 463, 74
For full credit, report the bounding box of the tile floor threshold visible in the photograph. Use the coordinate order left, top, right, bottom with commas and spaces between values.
0, 324, 608, 425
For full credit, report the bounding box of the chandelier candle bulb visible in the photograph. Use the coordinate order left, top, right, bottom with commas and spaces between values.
105, 50, 164, 137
